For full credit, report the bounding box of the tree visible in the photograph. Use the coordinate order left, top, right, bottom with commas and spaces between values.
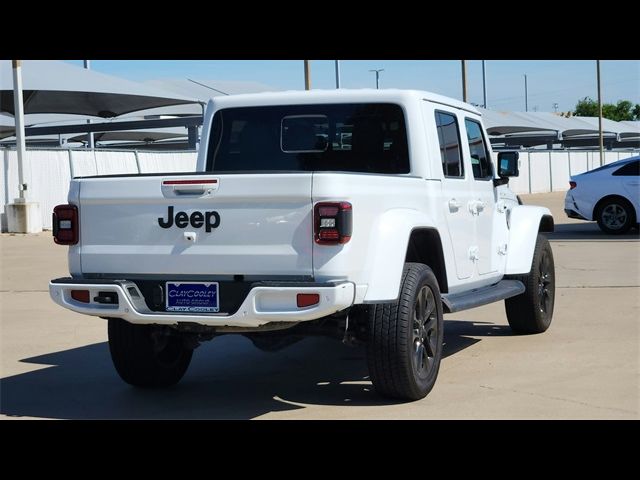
574, 97, 599, 117
574, 97, 640, 121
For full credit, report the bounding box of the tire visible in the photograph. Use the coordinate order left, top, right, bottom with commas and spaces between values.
595, 197, 635, 234
505, 234, 555, 334
108, 318, 193, 388
366, 263, 444, 401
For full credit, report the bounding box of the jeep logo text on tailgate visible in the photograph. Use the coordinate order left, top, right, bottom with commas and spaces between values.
158, 206, 220, 232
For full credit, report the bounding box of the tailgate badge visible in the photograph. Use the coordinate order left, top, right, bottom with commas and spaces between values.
158, 206, 220, 232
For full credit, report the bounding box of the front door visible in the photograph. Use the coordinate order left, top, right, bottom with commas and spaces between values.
463, 117, 498, 276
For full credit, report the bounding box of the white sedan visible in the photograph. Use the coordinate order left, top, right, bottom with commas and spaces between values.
564, 155, 639, 234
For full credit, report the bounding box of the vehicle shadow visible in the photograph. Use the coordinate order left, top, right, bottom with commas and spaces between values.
0, 319, 512, 419
546, 222, 640, 242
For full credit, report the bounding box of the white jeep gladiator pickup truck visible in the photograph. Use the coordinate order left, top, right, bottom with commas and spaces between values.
50, 89, 555, 400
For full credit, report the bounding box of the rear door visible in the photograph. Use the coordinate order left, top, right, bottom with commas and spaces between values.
78, 173, 314, 276
613, 159, 640, 214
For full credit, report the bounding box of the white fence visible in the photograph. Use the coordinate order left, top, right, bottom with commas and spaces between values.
1, 149, 197, 231
1, 148, 638, 232
506, 150, 638, 195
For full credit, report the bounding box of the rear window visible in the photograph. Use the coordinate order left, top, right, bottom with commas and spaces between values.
206, 103, 409, 174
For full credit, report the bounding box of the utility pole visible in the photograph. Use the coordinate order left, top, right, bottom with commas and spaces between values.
84, 60, 95, 149
335, 60, 341, 88
304, 60, 311, 90
482, 60, 487, 108
369, 69, 384, 89
524, 74, 528, 112
597, 60, 604, 167
461, 60, 468, 102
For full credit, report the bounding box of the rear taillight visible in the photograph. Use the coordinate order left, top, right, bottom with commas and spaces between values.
53, 204, 79, 245
569, 181, 577, 190
314, 201, 352, 245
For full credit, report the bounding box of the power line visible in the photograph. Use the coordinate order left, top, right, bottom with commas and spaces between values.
187, 78, 229, 95
485, 77, 638, 105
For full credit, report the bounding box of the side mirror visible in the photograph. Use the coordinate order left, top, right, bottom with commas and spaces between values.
497, 151, 519, 177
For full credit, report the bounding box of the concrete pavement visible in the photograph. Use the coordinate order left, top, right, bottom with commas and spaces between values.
1, 192, 638, 419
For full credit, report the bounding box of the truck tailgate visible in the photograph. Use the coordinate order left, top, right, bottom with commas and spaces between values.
76, 174, 313, 277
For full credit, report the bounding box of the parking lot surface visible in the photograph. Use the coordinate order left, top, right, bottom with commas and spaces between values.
1, 192, 638, 419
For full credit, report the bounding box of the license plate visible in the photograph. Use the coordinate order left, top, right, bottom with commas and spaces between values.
166, 282, 219, 313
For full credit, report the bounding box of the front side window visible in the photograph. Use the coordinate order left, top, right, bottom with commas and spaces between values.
465, 118, 492, 180
206, 103, 409, 174
435, 111, 463, 178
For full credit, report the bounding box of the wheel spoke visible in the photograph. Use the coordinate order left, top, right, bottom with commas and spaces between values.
415, 341, 426, 369
424, 288, 435, 318
540, 286, 552, 313
415, 287, 426, 324
424, 315, 436, 333
411, 283, 440, 375
426, 333, 437, 357
424, 354, 433, 371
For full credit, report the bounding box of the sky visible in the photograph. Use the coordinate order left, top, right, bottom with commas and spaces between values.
65, 60, 639, 114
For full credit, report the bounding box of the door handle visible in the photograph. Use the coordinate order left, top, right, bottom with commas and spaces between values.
468, 200, 485, 215
448, 199, 461, 212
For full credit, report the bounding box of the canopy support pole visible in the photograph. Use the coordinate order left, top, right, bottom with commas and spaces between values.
12, 60, 27, 201
7, 60, 41, 233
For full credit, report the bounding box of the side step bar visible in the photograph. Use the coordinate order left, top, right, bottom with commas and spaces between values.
441, 280, 525, 313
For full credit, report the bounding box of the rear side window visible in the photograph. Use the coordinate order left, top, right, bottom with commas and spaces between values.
435, 111, 463, 178
464, 118, 492, 179
612, 160, 640, 176
206, 103, 409, 174
583, 162, 621, 175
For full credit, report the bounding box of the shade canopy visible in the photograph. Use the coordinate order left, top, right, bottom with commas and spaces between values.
478, 108, 555, 136
128, 78, 278, 117
481, 109, 640, 148
574, 116, 640, 140
1, 60, 199, 118
0, 114, 14, 139
68, 128, 187, 144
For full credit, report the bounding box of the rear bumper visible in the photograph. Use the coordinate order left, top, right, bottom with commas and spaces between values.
564, 193, 588, 220
564, 208, 587, 220
49, 278, 355, 328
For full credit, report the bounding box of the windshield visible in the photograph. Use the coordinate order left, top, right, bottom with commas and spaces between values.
206, 103, 409, 174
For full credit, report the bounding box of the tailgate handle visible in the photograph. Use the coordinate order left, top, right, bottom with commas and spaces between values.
173, 185, 208, 195
162, 179, 218, 196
